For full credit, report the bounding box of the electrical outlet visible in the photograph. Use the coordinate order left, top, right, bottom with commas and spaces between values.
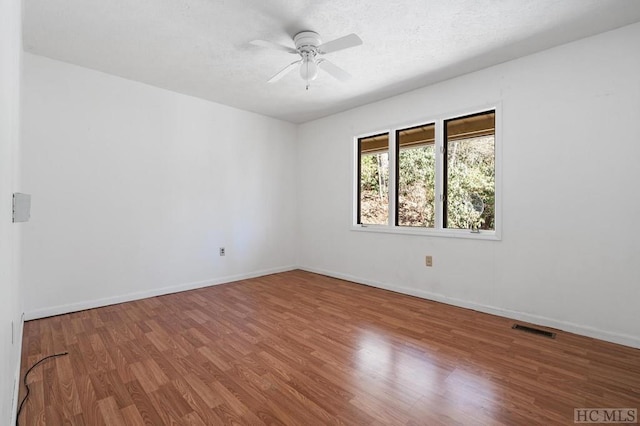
219, 247, 225, 256
425, 256, 433, 267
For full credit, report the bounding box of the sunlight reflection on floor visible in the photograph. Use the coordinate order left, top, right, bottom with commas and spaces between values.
355, 328, 498, 422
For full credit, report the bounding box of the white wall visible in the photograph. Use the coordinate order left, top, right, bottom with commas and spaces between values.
21, 53, 298, 318
297, 23, 640, 348
0, 0, 24, 423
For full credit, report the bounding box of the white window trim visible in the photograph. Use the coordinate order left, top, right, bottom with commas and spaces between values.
352, 103, 502, 241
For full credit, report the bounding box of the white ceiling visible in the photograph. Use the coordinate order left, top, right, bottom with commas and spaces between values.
23, 0, 640, 123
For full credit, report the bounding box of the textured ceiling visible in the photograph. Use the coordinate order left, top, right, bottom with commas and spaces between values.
23, 0, 640, 123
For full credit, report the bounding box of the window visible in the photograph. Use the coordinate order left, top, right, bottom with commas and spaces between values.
444, 111, 495, 231
357, 133, 389, 225
355, 107, 499, 239
396, 123, 436, 227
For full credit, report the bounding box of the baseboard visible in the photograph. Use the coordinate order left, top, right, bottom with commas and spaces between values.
22, 264, 640, 349
299, 266, 640, 350
11, 312, 25, 425
11, 365, 20, 425
24, 265, 296, 321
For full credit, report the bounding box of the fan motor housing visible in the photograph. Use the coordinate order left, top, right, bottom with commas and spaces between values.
294, 31, 321, 52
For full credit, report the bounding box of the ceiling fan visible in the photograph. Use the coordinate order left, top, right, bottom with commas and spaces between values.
250, 31, 363, 89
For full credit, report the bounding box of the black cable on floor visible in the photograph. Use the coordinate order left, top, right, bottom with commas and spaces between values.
15, 351, 69, 426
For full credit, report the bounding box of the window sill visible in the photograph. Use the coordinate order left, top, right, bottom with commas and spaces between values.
350, 224, 501, 241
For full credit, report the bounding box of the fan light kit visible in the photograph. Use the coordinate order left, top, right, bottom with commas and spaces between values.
250, 31, 363, 90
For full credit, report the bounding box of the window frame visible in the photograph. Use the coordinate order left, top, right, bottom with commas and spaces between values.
352, 103, 502, 241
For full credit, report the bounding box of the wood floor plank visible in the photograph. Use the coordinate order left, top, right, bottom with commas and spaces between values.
120, 404, 147, 426
54, 354, 83, 417
171, 377, 225, 425
24, 377, 45, 425
17, 270, 640, 425
75, 374, 106, 426
96, 396, 125, 425
90, 369, 134, 409
123, 379, 165, 426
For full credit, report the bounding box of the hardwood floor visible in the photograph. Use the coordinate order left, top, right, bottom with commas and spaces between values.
18, 270, 640, 425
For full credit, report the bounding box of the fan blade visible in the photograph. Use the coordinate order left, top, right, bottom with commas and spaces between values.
318, 59, 352, 81
317, 33, 362, 54
268, 60, 302, 83
250, 39, 298, 54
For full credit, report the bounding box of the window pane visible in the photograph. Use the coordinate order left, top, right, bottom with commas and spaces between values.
445, 111, 495, 231
397, 123, 436, 227
358, 133, 389, 225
